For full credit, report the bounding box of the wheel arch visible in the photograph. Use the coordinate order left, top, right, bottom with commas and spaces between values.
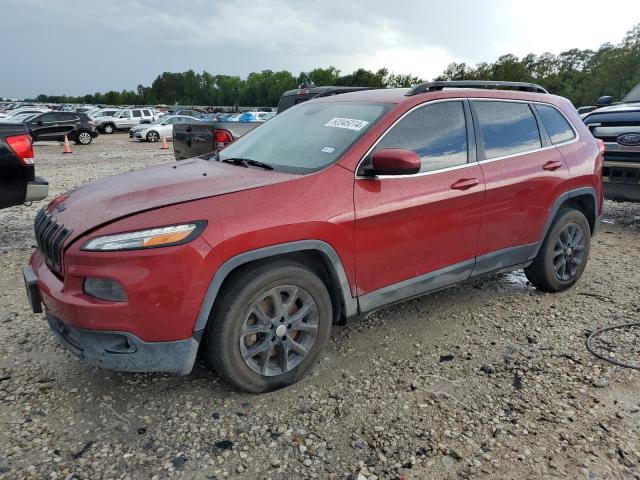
533, 187, 599, 258
193, 240, 358, 334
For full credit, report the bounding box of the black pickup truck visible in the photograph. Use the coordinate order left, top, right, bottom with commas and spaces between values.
173, 85, 371, 160
583, 82, 640, 202
0, 124, 49, 209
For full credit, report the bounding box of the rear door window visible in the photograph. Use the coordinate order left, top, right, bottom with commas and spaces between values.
143, 109, 151, 116
132, 110, 142, 118
473, 101, 542, 159
534, 104, 576, 145
39, 113, 60, 122
373, 101, 468, 173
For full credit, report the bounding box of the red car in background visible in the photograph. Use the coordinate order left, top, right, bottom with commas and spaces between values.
24, 81, 603, 392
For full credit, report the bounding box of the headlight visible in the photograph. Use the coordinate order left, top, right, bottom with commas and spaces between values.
82, 222, 206, 251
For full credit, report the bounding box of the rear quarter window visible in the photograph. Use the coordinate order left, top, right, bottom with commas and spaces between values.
473, 101, 542, 159
535, 104, 576, 144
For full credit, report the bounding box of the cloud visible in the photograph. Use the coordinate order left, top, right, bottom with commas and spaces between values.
0, 0, 639, 97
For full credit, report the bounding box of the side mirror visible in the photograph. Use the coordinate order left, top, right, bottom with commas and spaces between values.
596, 96, 613, 108
368, 149, 421, 176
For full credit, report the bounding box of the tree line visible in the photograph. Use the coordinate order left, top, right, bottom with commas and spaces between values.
29, 24, 640, 108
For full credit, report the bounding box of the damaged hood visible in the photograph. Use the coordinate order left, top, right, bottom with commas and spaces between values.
49, 158, 298, 242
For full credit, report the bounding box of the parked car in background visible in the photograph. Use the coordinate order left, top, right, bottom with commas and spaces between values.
0, 107, 50, 119
582, 81, 640, 202
24, 81, 602, 392
276, 85, 373, 113
1, 123, 48, 209
90, 108, 119, 120
173, 120, 260, 159
0, 112, 40, 124
95, 108, 154, 133
167, 108, 203, 118
24, 112, 98, 145
129, 115, 200, 142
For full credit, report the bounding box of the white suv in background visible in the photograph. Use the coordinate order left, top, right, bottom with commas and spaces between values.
96, 108, 154, 133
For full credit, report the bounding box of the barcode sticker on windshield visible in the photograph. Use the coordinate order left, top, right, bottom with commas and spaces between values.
324, 117, 369, 131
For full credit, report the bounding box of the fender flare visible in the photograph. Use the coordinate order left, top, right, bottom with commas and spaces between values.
532, 186, 599, 259
193, 240, 358, 333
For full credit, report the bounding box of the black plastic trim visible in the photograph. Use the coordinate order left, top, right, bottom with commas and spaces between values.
46, 313, 200, 375
193, 240, 358, 332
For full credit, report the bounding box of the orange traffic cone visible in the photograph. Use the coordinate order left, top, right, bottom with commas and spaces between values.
63, 135, 72, 154
161, 135, 169, 150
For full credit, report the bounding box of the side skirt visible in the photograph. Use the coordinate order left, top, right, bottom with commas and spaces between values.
356, 243, 539, 317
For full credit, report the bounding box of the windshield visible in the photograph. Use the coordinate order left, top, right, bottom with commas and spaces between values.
218, 101, 390, 174
623, 83, 640, 103
150, 116, 167, 125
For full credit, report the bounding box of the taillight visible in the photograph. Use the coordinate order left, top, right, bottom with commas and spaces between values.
597, 139, 605, 156
214, 129, 233, 150
6, 134, 34, 165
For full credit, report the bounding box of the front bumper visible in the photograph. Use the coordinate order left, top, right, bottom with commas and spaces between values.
46, 312, 200, 375
24, 264, 200, 375
602, 159, 640, 202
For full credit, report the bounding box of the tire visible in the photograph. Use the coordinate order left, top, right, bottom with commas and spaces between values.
524, 208, 591, 292
75, 130, 93, 145
102, 123, 115, 134
205, 260, 332, 393
146, 131, 160, 142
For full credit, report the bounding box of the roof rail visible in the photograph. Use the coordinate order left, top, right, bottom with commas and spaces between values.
406, 80, 548, 96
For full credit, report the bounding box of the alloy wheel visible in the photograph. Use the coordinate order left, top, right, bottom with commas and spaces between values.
78, 132, 91, 145
553, 222, 586, 281
239, 285, 319, 376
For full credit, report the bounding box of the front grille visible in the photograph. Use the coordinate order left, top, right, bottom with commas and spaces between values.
34, 209, 72, 272
604, 151, 640, 164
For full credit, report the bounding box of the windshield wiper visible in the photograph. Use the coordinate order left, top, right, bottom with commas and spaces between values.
220, 157, 273, 170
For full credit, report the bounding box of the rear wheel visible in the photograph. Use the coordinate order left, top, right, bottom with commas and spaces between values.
102, 124, 114, 134
146, 131, 160, 142
525, 208, 591, 292
76, 131, 93, 145
205, 260, 332, 393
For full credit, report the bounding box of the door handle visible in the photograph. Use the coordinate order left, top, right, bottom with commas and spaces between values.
543, 160, 563, 171
451, 178, 479, 190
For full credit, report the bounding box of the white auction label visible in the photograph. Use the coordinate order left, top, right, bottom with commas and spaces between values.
324, 117, 370, 131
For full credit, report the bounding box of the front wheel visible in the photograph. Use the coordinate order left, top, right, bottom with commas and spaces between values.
102, 124, 114, 134
205, 260, 332, 393
525, 208, 591, 292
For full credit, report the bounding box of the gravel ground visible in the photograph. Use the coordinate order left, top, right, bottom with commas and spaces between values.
1, 134, 639, 479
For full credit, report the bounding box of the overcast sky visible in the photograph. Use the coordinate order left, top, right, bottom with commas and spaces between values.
1, 0, 639, 98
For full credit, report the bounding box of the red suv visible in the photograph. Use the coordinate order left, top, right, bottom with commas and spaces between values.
23, 81, 603, 392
